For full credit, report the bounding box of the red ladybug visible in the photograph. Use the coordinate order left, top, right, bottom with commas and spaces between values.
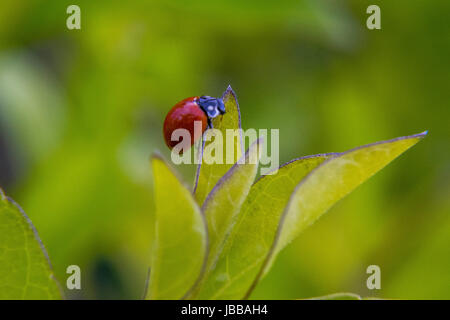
163, 96, 226, 149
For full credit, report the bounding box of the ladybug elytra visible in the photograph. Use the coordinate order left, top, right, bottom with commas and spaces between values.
163, 96, 226, 149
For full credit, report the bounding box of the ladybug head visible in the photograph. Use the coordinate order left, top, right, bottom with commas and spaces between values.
197, 96, 226, 119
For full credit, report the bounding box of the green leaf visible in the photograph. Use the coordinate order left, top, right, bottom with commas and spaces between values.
0, 189, 62, 299
189, 138, 263, 298
196, 154, 331, 299
147, 155, 208, 300
262, 132, 428, 282
203, 138, 263, 269
305, 292, 362, 300
199, 132, 427, 299
194, 86, 243, 205
304, 292, 383, 300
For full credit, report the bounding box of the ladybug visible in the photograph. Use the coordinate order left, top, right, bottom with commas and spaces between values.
163, 96, 226, 149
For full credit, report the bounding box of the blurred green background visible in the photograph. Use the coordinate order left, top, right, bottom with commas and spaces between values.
0, 0, 448, 299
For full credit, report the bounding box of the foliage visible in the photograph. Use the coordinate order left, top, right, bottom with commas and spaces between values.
147, 87, 425, 299
0, 0, 446, 299
0, 189, 61, 299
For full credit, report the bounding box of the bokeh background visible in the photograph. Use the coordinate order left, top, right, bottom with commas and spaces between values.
0, 0, 449, 299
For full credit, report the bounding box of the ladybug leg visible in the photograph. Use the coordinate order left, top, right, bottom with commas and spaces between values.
207, 117, 214, 129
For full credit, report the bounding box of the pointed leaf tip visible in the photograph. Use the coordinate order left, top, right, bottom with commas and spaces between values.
0, 192, 62, 299
198, 132, 425, 300
248, 131, 426, 297
195, 87, 243, 205
223, 85, 235, 98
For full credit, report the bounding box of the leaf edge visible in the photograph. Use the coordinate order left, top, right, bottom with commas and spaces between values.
243, 131, 428, 299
